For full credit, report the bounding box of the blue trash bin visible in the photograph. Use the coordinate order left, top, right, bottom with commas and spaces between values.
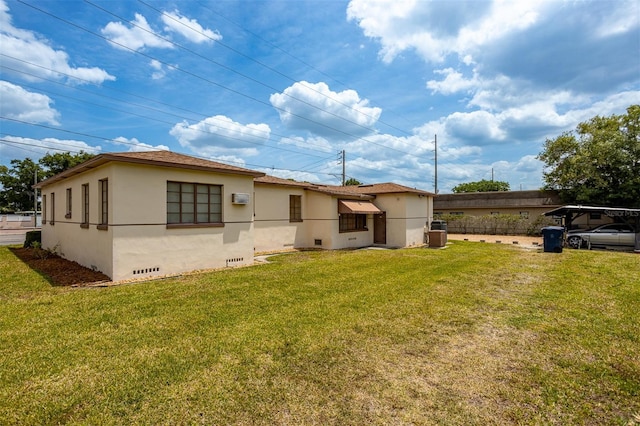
542, 226, 565, 253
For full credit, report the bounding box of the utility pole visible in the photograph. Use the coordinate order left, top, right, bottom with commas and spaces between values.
434, 134, 438, 194
338, 149, 345, 186
34, 168, 38, 227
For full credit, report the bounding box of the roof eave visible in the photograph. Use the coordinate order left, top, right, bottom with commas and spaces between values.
35, 154, 265, 188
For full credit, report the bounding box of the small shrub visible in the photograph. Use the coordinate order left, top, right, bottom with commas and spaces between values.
23, 230, 41, 248
31, 241, 59, 260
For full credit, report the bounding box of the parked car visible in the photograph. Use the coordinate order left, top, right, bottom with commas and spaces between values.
566, 223, 637, 249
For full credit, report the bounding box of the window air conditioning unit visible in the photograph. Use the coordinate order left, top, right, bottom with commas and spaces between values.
232, 193, 250, 205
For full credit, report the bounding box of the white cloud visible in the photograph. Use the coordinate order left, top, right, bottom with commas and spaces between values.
0, 135, 101, 163
161, 10, 221, 43
150, 59, 166, 80
347, 0, 545, 63
112, 137, 169, 152
0, 81, 60, 125
0, 0, 115, 85
427, 68, 479, 95
102, 9, 221, 52
101, 13, 173, 51
170, 115, 271, 157
278, 135, 333, 152
270, 81, 381, 139
445, 110, 506, 143
593, 0, 639, 37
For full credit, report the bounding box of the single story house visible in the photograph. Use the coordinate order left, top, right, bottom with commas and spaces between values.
35, 151, 434, 281
254, 176, 434, 252
35, 151, 265, 282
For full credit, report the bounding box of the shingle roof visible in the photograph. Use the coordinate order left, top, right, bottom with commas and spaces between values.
35, 150, 265, 187
254, 176, 434, 198
314, 183, 434, 196
254, 175, 315, 188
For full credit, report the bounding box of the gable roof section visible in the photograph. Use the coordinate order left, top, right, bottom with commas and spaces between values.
35, 151, 265, 188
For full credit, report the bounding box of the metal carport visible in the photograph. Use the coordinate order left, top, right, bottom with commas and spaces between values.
543, 205, 640, 252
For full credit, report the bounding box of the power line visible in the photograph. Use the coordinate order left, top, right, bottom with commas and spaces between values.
15, 0, 423, 157
138, 0, 415, 138
0, 61, 336, 154
82, 0, 390, 142
4, 1, 437, 183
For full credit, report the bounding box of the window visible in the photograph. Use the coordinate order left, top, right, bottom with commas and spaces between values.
167, 181, 222, 226
289, 195, 302, 222
98, 179, 108, 230
81, 184, 89, 228
42, 194, 46, 225
66, 188, 72, 219
339, 213, 367, 233
449, 212, 464, 216
50, 192, 55, 225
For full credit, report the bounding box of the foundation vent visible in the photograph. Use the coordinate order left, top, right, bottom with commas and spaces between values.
133, 267, 160, 276
226, 257, 244, 267
314, 239, 322, 246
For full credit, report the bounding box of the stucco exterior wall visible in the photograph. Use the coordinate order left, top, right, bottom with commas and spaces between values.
40, 163, 114, 277
404, 194, 431, 247
303, 191, 337, 249
253, 184, 306, 252
304, 193, 373, 249
108, 163, 255, 281
372, 193, 431, 247
39, 162, 257, 281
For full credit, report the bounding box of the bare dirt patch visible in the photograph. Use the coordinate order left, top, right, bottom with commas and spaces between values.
9, 247, 110, 286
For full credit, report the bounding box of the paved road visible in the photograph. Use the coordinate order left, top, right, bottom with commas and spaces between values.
0, 230, 29, 246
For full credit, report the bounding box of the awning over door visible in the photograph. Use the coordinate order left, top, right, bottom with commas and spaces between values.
338, 200, 382, 214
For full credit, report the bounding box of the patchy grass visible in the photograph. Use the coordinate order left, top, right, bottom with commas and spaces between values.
0, 243, 638, 425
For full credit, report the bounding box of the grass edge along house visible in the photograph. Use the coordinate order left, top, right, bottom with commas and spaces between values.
35, 151, 434, 281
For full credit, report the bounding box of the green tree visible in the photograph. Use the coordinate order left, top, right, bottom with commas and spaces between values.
451, 179, 510, 193
0, 158, 44, 212
537, 105, 640, 207
39, 151, 94, 175
0, 151, 95, 212
345, 177, 362, 186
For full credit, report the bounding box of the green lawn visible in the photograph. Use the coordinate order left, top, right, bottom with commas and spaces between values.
1, 243, 639, 425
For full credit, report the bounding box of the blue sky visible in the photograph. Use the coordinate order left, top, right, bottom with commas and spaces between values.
1, 0, 638, 193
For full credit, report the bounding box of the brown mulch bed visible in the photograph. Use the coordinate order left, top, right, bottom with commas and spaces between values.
10, 247, 111, 286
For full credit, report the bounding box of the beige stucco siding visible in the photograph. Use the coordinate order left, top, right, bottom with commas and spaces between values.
107, 163, 255, 281
39, 161, 257, 281
404, 195, 431, 246
305, 193, 374, 250
40, 164, 114, 277
373, 193, 431, 247
253, 184, 306, 252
